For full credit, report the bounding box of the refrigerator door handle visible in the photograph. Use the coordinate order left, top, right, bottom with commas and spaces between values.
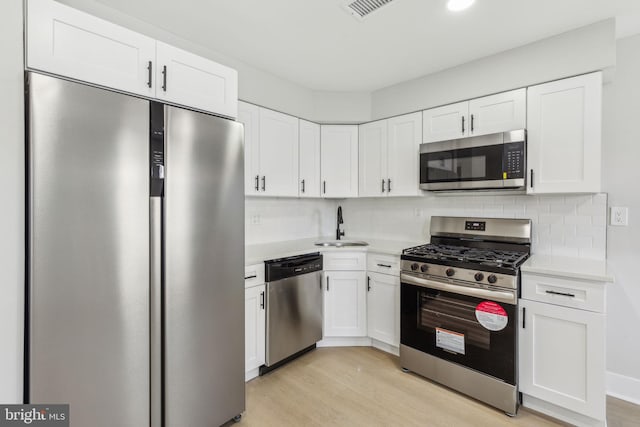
150, 198, 163, 427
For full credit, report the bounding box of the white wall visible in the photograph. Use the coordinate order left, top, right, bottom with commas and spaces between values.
602, 34, 640, 403
245, 198, 335, 245
0, 0, 24, 404
371, 19, 616, 120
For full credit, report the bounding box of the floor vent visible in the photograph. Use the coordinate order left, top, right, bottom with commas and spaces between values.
342, 0, 397, 21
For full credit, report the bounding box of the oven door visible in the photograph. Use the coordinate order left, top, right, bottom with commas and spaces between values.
400, 277, 517, 385
419, 133, 525, 191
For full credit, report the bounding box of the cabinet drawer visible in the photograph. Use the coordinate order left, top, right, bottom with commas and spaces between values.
323, 252, 366, 271
244, 263, 265, 288
367, 253, 400, 276
521, 273, 605, 313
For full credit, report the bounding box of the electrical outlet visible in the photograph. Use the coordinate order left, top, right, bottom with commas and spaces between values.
610, 207, 628, 226
250, 214, 261, 225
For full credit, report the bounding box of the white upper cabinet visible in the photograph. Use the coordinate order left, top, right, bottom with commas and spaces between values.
27, 0, 238, 118
527, 72, 602, 194
468, 89, 526, 137
258, 108, 299, 197
299, 120, 321, 198
386, 112, 421, 197
359, 112, 421, 197
238, 102, 261, 195
155, 42, 238, 118
27, 0, 156, 98
359, 120, 388, 197
423, 89, 526, 143
422, 101, 469, 143
321, 125, 359, 198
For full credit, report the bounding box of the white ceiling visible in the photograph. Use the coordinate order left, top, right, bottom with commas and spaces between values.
94, 0, 640, 92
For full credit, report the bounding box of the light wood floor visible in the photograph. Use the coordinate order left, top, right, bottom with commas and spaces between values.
238, 347, 577, 427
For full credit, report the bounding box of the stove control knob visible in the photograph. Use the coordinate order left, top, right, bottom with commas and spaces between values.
474, 273, 484, 282
445, 268, 455, 277
488, 274, 498, 284
411, 263, 419, 271
420, 264, 429, 273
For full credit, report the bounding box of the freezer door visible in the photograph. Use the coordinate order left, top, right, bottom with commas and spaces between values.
28, 73, 150, 426
164, 106, 245, 426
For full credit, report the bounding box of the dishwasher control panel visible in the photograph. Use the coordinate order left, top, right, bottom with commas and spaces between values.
264, 252, 323, 282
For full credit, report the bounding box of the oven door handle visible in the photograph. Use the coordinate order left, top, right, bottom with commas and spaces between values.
400, 273, 517, 305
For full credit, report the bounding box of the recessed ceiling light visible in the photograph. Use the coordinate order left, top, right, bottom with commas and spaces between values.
447, 0, 475, 12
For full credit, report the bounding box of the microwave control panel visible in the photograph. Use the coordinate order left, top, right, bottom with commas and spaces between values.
503, 142, 525, 179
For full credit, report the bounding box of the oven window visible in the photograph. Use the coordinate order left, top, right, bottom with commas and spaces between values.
401, 283, 516, 385
419, 292, 490, 350
421, 144, 503, 183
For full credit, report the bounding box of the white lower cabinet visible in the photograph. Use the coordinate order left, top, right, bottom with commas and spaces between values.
245, 284, 265, 381
519, 272, 606, 426
366, 272, 399, 347
323, 270, 367, 337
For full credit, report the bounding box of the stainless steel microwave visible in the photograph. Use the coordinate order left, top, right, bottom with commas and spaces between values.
419, 130, 526, 191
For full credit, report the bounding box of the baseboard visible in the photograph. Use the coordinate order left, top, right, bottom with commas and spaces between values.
607, 371, 640, 405
317, 337, 372, 347
370, 339, 399, 356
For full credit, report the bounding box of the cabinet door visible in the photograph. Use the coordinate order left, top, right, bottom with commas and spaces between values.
155, 41, 238, 118
321, 125, 359, 198
527, 72, 602, 194
359, 120, 388, 197
519, 299, 605, 420
238, 102, 261, 196
422, 101, 468, 143
27, 0, 155, 97
468, 89, 526, 137
387, 112, 421, 197
367, 272, 399, 346
323, 271, 367, 337
258, 108, 299, 197
299, 120, 321, 198
245, 285, 265, 377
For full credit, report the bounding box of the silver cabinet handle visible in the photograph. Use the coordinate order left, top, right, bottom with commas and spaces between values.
301, 179, 305, 193
147, 61, 153, 88
387, 178, 391, 193
260, 291, 265, 309
381, 179, 385, 193
244, 275, 257, 280
261, 176, 266, 191
367, 276, 371, 292
255, 175, 259, 191
323, 181, 326, 194
461, 116, 465, 133
161, 65, 167, 91
545, 290, 575, 298
326, 276, 330, 291
471, 114, 475, 132
377, 263, 392, 268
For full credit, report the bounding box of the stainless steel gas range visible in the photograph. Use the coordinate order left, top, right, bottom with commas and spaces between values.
400, 216, 532, 416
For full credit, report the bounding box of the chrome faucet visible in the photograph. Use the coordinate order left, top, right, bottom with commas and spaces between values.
336, 206, 345, 240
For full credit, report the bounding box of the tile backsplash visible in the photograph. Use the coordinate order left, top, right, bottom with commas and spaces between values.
341, 193, 608, 260
245, 193, 608, 260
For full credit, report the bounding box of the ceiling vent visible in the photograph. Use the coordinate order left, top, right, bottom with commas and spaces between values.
342, 0, 397, 21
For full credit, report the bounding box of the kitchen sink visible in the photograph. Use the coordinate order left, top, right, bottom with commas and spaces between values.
314, 240, 369, 247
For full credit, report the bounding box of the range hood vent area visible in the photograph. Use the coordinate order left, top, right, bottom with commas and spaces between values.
342, 0, 397, 20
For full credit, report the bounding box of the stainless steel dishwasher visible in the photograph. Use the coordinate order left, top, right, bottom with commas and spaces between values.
261, 253, 323, 374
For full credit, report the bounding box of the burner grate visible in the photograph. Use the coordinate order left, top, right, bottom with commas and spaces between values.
403, 244, 529, 269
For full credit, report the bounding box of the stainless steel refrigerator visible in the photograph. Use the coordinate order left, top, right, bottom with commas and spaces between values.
26, 72, 245, 427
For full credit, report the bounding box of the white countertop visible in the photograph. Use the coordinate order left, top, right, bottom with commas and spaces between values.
245, 236, 422, 266
522, 255, 614, 283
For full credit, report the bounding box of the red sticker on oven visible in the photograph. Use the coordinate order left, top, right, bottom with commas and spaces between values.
475, 301, 508, 331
